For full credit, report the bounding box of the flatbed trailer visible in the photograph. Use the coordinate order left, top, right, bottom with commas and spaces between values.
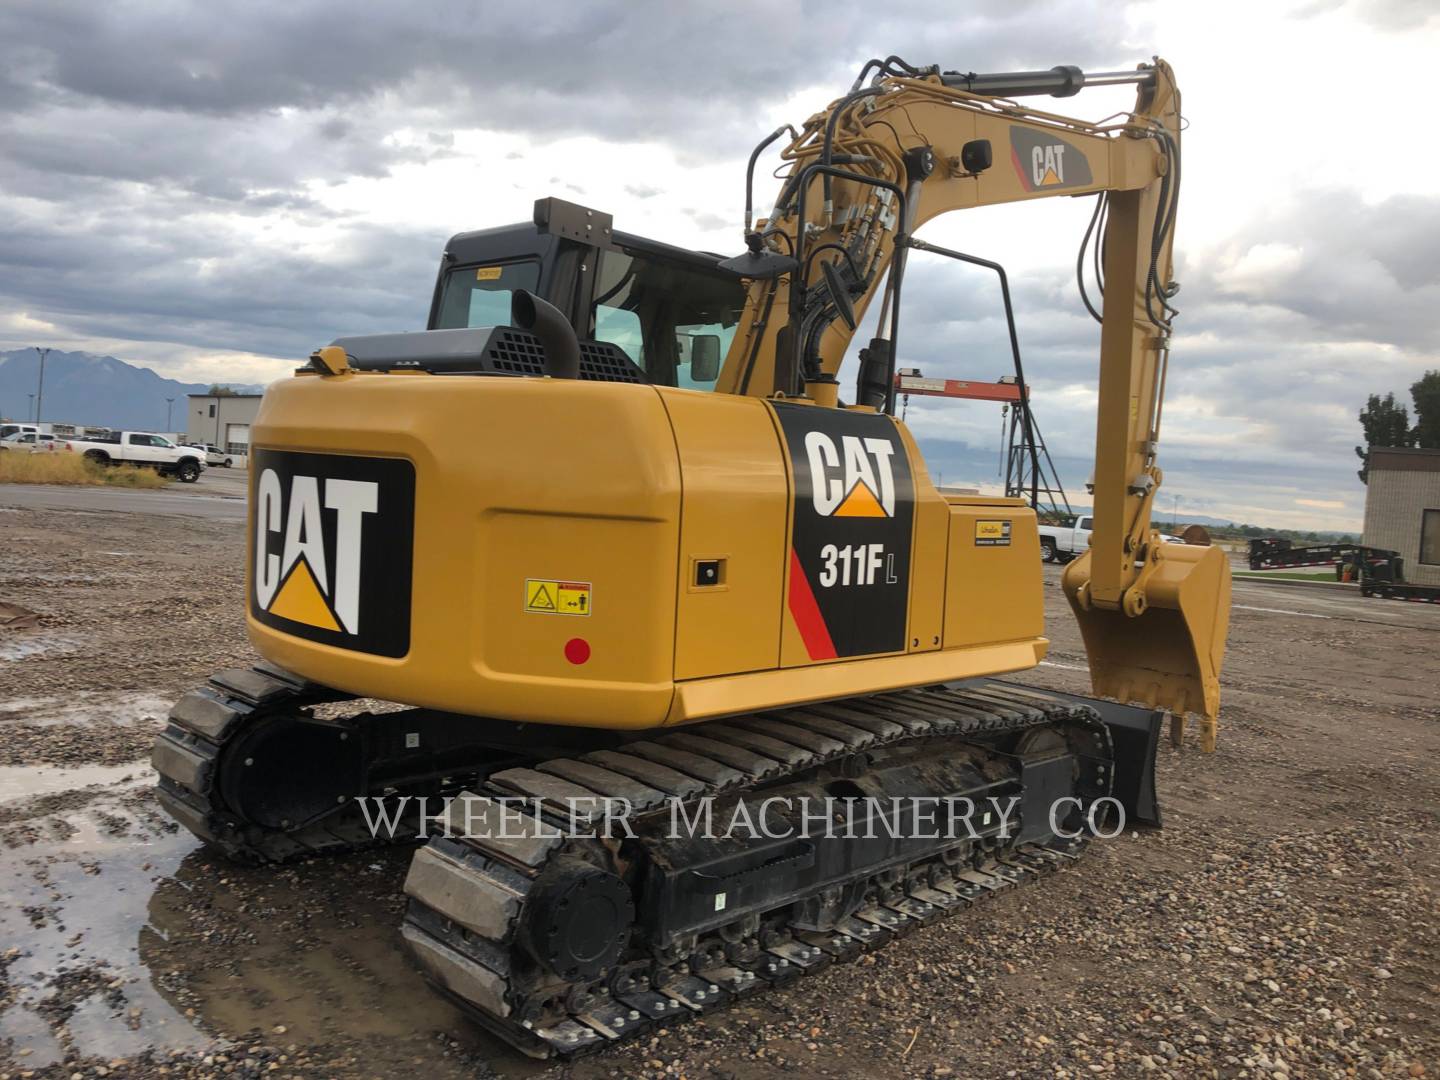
1360, 580, 1440, 603
1247, 538, 1396, 572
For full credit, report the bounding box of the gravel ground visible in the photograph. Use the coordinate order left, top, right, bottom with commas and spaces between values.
0, 498, 1436, 1080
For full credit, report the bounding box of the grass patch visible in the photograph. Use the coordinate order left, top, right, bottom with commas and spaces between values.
0, 451, 172, 489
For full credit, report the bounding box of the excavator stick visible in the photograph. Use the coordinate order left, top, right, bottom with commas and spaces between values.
1062, 541, 1231, 750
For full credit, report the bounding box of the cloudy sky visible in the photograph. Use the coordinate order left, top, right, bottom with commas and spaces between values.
2, 0, 1437, 530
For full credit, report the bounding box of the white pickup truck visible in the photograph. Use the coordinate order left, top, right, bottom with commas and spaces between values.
60, 431, 206, 482
0, 430, 61, 452
1039, 515, 1185, 563
1038, 515, 1093, 563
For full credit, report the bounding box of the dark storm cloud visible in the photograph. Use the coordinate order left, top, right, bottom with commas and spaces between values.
0, 0, 1144, 364
0, 208, 439, 358
3, 0, 1133, 125
0, 0, 1139, 202
1185, 189, 1440, 352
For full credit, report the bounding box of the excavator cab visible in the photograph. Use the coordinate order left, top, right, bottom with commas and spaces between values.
422, 200, 748, 393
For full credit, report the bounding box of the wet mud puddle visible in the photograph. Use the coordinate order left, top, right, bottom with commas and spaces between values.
0, 764, 203, 1068
0, 751, 538, 1075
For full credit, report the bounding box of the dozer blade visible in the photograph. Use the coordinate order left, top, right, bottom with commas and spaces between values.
1061, 541, 1231, 750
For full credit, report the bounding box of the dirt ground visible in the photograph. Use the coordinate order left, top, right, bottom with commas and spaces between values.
0, 490, 1437, 1080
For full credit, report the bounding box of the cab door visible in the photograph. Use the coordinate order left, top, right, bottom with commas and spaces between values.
126, 434, 161, 464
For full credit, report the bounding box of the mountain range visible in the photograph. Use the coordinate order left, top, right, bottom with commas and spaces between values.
2, 348, 1353, 539
0, 349, 262, 431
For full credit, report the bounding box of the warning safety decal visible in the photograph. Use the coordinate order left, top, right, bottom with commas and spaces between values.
773, 403, 914, 661
525, 578, 592, 616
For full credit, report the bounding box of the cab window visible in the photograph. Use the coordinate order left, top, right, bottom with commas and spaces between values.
590, 249, 745, 390
434, 262, 541, 329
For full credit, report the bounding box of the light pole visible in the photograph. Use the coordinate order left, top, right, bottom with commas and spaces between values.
27, 394, 35, 421
33, 347, 50, 424
165, 397, 175, 432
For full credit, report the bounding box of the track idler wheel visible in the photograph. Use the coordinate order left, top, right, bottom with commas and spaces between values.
218, 714, 365, 830
523, 858, 634, 983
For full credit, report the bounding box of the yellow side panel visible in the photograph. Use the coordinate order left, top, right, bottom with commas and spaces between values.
247, 374, 683, 728
477, 511, 676, 703
943, 500, 1044, 650
897, 425, 947, 653
659, 389, 788, 681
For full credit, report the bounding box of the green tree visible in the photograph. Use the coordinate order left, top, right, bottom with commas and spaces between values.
1412, 370, 1440, 449
1355, 392, 1413, 483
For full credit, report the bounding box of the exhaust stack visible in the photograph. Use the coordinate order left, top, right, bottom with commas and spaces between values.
512, 290, 580, 380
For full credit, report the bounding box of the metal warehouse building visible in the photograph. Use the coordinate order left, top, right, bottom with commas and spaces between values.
1363, 446, 1440, 588
187, 392, 261, 459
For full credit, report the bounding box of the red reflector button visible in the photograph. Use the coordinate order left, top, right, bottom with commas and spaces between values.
564, 638, 591, 665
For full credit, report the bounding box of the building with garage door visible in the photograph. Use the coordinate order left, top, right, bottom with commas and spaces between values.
187, 392, 261, 459
1362, 446, 1440, 588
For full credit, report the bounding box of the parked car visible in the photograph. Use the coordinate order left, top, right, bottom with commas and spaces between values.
58, 431, 206, 482
0, 431, 60, 452
184, 442, 234, 468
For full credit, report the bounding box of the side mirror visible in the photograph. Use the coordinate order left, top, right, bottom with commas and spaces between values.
689, 335, 722, 382
718, 232, 798, 280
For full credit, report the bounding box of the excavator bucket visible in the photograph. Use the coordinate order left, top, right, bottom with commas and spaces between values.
1061, 542, 1232, 751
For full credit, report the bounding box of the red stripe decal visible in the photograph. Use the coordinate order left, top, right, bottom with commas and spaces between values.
1009, 144, 1033, 192
787, 547, 837, 661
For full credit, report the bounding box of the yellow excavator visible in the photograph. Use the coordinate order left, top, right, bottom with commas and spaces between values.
152, 56, 1230, 1057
